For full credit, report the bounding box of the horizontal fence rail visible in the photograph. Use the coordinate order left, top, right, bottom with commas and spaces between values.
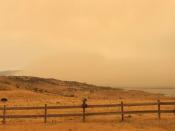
0, 100, 175, 124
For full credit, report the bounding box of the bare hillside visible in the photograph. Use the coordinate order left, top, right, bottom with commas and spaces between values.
0, 76, 167, 101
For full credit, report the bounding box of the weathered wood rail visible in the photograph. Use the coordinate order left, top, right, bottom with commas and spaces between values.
0, 100, 175, 124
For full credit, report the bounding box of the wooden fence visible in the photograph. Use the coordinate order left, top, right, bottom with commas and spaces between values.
0, 99, 175, 124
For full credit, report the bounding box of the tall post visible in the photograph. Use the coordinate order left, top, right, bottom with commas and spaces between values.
157, 100, 161, 120
3, 105, 6, 124
121, 101, 124, 121
82, 98, 87, 122
44, 104, 47, 123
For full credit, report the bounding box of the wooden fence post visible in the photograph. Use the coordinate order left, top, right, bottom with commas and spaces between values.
3, 105, 6, 124
44, 104, 47, 123
157, 100, 161, 119
82, 98, 87, 122
121, 101, 124, 121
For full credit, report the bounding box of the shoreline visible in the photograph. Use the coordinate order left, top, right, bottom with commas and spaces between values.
123, 87, 175, 97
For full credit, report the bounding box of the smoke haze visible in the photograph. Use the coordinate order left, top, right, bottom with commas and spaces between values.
0, 0, 175, 87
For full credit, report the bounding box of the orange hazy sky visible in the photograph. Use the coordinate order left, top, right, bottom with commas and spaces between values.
0, 0, 175, 87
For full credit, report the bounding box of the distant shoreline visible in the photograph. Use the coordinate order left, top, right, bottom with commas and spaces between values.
123, 87, 175, 97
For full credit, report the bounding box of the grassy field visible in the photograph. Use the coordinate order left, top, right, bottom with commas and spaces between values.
0, 118, 175, 131
0, 76, 175, 131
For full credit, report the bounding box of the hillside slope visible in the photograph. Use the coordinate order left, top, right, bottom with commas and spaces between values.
0, 76, 167, 101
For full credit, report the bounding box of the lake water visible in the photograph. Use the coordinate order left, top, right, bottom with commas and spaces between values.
124, 88, 175, 97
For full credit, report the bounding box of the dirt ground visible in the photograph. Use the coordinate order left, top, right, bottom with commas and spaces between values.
0, 118, 175, 131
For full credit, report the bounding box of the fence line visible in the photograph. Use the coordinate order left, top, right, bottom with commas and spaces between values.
0, 99, 175, 124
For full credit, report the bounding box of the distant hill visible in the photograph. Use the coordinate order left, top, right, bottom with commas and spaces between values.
0, 70, 21, 76
0, 76, 164, 100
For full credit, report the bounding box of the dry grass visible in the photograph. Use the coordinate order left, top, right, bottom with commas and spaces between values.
0, 76, 175, 131
0, 118, 175, 131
